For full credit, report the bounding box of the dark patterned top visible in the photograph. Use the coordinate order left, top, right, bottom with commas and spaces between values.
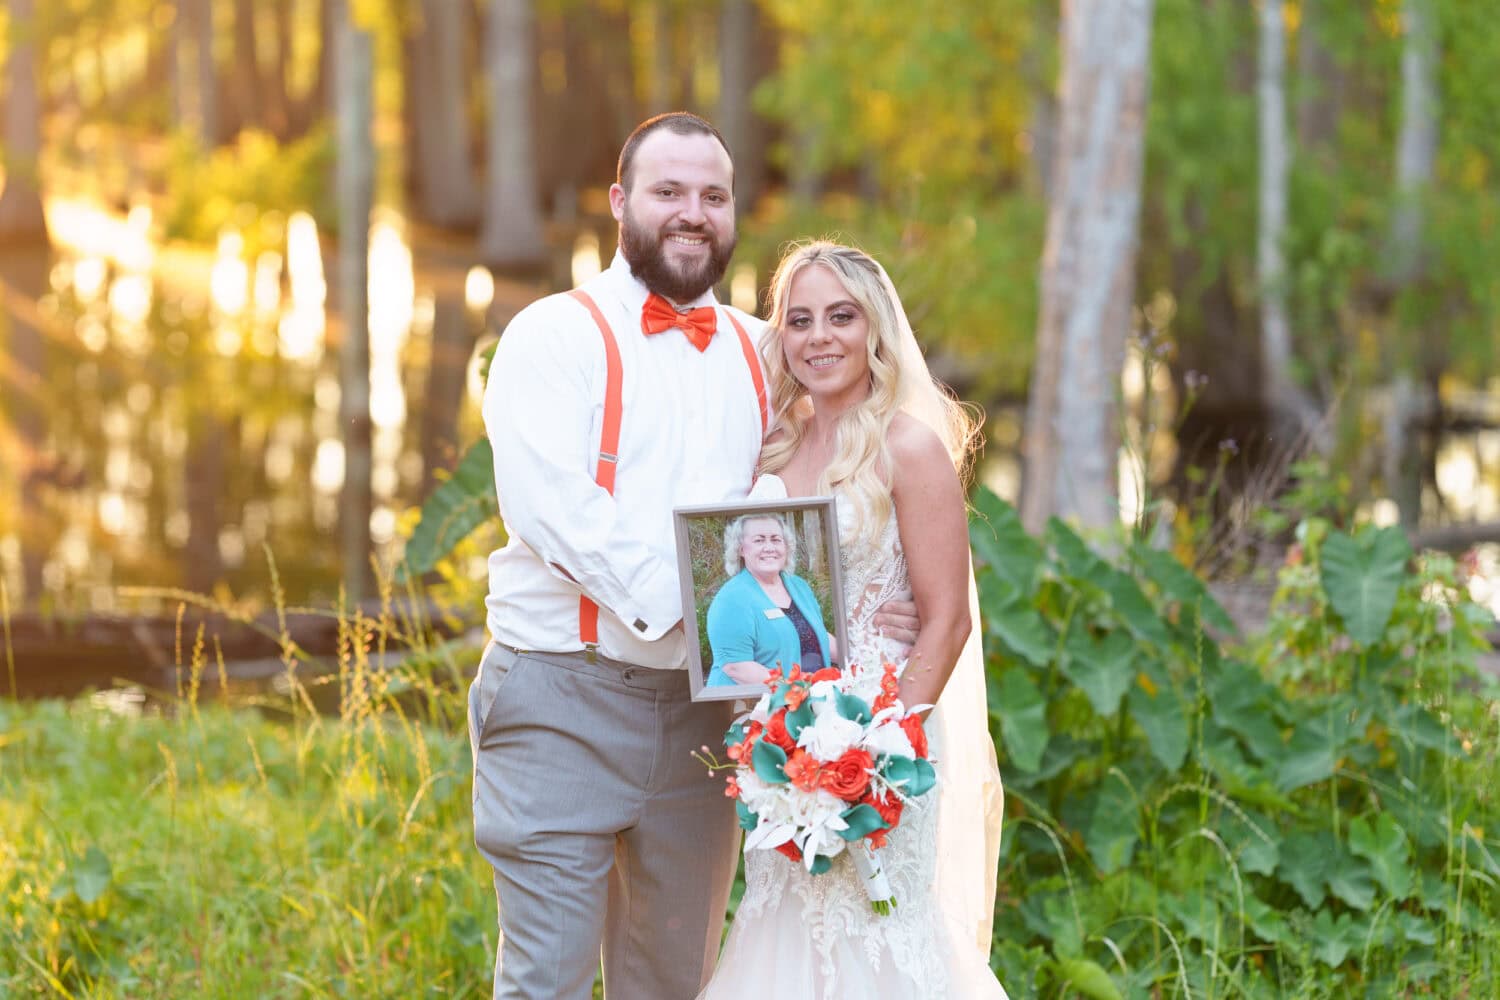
781, 600, 825, 673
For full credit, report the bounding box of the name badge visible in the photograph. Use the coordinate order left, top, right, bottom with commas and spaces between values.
763, 608, 785, 620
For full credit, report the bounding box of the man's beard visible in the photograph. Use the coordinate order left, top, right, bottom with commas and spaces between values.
620, 211, 736, 303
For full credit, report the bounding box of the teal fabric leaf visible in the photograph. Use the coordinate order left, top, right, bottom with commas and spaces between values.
837, 804, 888, 841
751, 741, 789, 784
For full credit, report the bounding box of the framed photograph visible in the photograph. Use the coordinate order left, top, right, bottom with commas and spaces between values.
673, 496, 848, 702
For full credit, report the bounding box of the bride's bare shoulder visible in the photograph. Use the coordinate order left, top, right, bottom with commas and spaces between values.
886, 412, 948, 465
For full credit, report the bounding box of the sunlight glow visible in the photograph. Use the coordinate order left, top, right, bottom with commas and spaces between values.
572, 231, 602, 285
312, 438, 345, 495
465, 266, 495, 313
1435, 441, 1479, 517
210, 230, 250, 317
731, 265, 758, 314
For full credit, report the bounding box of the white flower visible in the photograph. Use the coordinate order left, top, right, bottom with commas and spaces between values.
797, 701, 866, 761
861, 718, 915, 760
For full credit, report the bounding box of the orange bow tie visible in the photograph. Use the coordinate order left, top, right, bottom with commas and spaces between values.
641, 292, 717, 352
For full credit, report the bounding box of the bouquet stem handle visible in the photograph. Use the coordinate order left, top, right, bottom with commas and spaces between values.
849, 840, 896, 915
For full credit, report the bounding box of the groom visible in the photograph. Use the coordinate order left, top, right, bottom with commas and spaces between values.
471, 112, 917, 1000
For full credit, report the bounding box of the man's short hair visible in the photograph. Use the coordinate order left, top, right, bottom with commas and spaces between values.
617, 112, 734, 193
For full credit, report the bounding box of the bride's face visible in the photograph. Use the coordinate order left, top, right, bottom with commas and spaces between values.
782, 264, 871, 406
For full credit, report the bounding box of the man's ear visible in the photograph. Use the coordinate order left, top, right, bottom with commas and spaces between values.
608, 183, 626, 222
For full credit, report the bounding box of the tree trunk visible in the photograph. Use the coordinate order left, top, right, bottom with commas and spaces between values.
1019, 0, 1155, 534
265, 0, 294, 138
718, 0, 771, 211
184, 412, 228, 593
0, 0, 49, 243
1383, 0, 1440, 529
1256, 0, 1316, 438
172, 0, 218, 145
335, 0, 374, 602
407, 0, 482, 228
478, 0, 547, 271
230, 0, 263, 133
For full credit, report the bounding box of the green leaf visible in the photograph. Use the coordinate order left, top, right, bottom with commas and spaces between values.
398, 438, 500, 580
1348, 813, 1414, 899
1275, 725, 1338, 793
1100, 568, 1175, 649
1061, 627, 1136, 717
1396, 911, 1437, 946
980, 580, 1054, 667
1135, 546, 1238, 634
1327, 850, 1376, 911
1125, 663, 1188, 771
1204, 658, 1284, 763
1056, 958, 1124, 1000
1318, 527, 1411, 647
968, 487, 1043, 591
1306, 909, 1365, 968
73, 846, 112, 904
837, 804, 888, 840
1278, 831, 1332, 908
995, 666, 1049, 772
751, 741, 789, 784
1046, 518, 1110, 582
1084, 772, 1139, 874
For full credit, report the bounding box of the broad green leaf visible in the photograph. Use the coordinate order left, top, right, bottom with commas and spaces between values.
1204, 658, 1284, 762
1241, 893, 1290, 944
1125, 663, 1188, 771
1135, 545, 1238, 635
399, 438, 500, 580
73, 846, 112, 904
995, 667, 1049, 772
969, 487, 1042, 591
1277, 831, 1332, 908
1349, 813, 1414, 899
1390, 703, 1458, 757
1275, 725, 1338, 793
1318, 527, 1411, 647
1306, 909, 1367, 968
1046, 518, 1109, 582
1084, 772, 1139, 874
1061, 627, 1135, 717
1326, 849, 1376, 910
1056, 958, 1124, 1000
1100, 568, 1175, 649
980, 580, 1055, 667
1396, 911, 1438, 946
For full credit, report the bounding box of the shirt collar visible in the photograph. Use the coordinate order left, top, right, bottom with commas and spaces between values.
604, 248, 719, 315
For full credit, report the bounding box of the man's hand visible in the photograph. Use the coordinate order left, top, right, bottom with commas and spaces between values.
871, 597, 920, 650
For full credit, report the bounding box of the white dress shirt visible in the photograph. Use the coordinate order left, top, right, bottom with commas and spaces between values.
482, 251, 768, 669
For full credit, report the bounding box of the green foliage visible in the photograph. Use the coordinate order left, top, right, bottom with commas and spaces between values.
973, 486, 1500, 996
399, 438, 502, 582
160, 129, 335, 244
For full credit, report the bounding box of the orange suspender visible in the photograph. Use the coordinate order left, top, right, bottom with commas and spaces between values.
566, 289, 769, 646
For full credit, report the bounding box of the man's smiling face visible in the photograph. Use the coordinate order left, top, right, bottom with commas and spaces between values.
611, 130, 737, 303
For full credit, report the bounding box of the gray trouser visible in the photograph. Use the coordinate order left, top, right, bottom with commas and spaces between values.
469, 642, 740, 1000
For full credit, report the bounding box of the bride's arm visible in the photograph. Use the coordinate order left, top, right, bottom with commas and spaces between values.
889, 417, 972, 712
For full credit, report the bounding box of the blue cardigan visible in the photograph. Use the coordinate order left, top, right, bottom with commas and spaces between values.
704, 568, 832, 687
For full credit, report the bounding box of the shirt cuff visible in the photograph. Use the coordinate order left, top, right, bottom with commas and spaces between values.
615, 557, 684, 642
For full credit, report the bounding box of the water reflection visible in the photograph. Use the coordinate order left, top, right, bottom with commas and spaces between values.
12, 195, 491, 607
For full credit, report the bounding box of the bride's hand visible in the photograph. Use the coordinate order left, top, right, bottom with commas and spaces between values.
871, 597, 920, 652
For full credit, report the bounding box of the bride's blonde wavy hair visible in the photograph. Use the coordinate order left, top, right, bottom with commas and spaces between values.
757, 241, 980, 554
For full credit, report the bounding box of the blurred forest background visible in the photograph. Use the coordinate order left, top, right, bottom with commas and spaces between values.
2, 0, 1499, 624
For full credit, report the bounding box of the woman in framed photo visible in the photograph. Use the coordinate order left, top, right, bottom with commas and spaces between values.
704, 513, 833, 686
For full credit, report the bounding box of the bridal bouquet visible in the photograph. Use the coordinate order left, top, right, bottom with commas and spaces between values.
715, 662, 936, 915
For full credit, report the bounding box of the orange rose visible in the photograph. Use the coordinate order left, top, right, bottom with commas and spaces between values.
807, 667, 841, 683
899, 714, 929, 759
819, 748, 875, 800
764, 710, 796, 752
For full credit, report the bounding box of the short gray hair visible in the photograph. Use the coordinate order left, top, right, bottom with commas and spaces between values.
722, 513, 797, 578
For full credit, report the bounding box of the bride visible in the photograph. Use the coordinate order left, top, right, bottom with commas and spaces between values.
698, 242, 1008, 999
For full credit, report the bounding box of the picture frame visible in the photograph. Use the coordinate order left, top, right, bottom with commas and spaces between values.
672, 496, 848, 702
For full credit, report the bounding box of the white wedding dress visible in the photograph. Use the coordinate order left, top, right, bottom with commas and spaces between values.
697, 477, 1008, 1000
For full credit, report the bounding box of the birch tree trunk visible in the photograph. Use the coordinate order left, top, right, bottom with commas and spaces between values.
408, 0, 481, 228
478, 0, 547, 270
1019, 0, 1155, 534
1255, 0, 1314, 436
1384, 0, 1440, 530
335, 0, 374, 602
